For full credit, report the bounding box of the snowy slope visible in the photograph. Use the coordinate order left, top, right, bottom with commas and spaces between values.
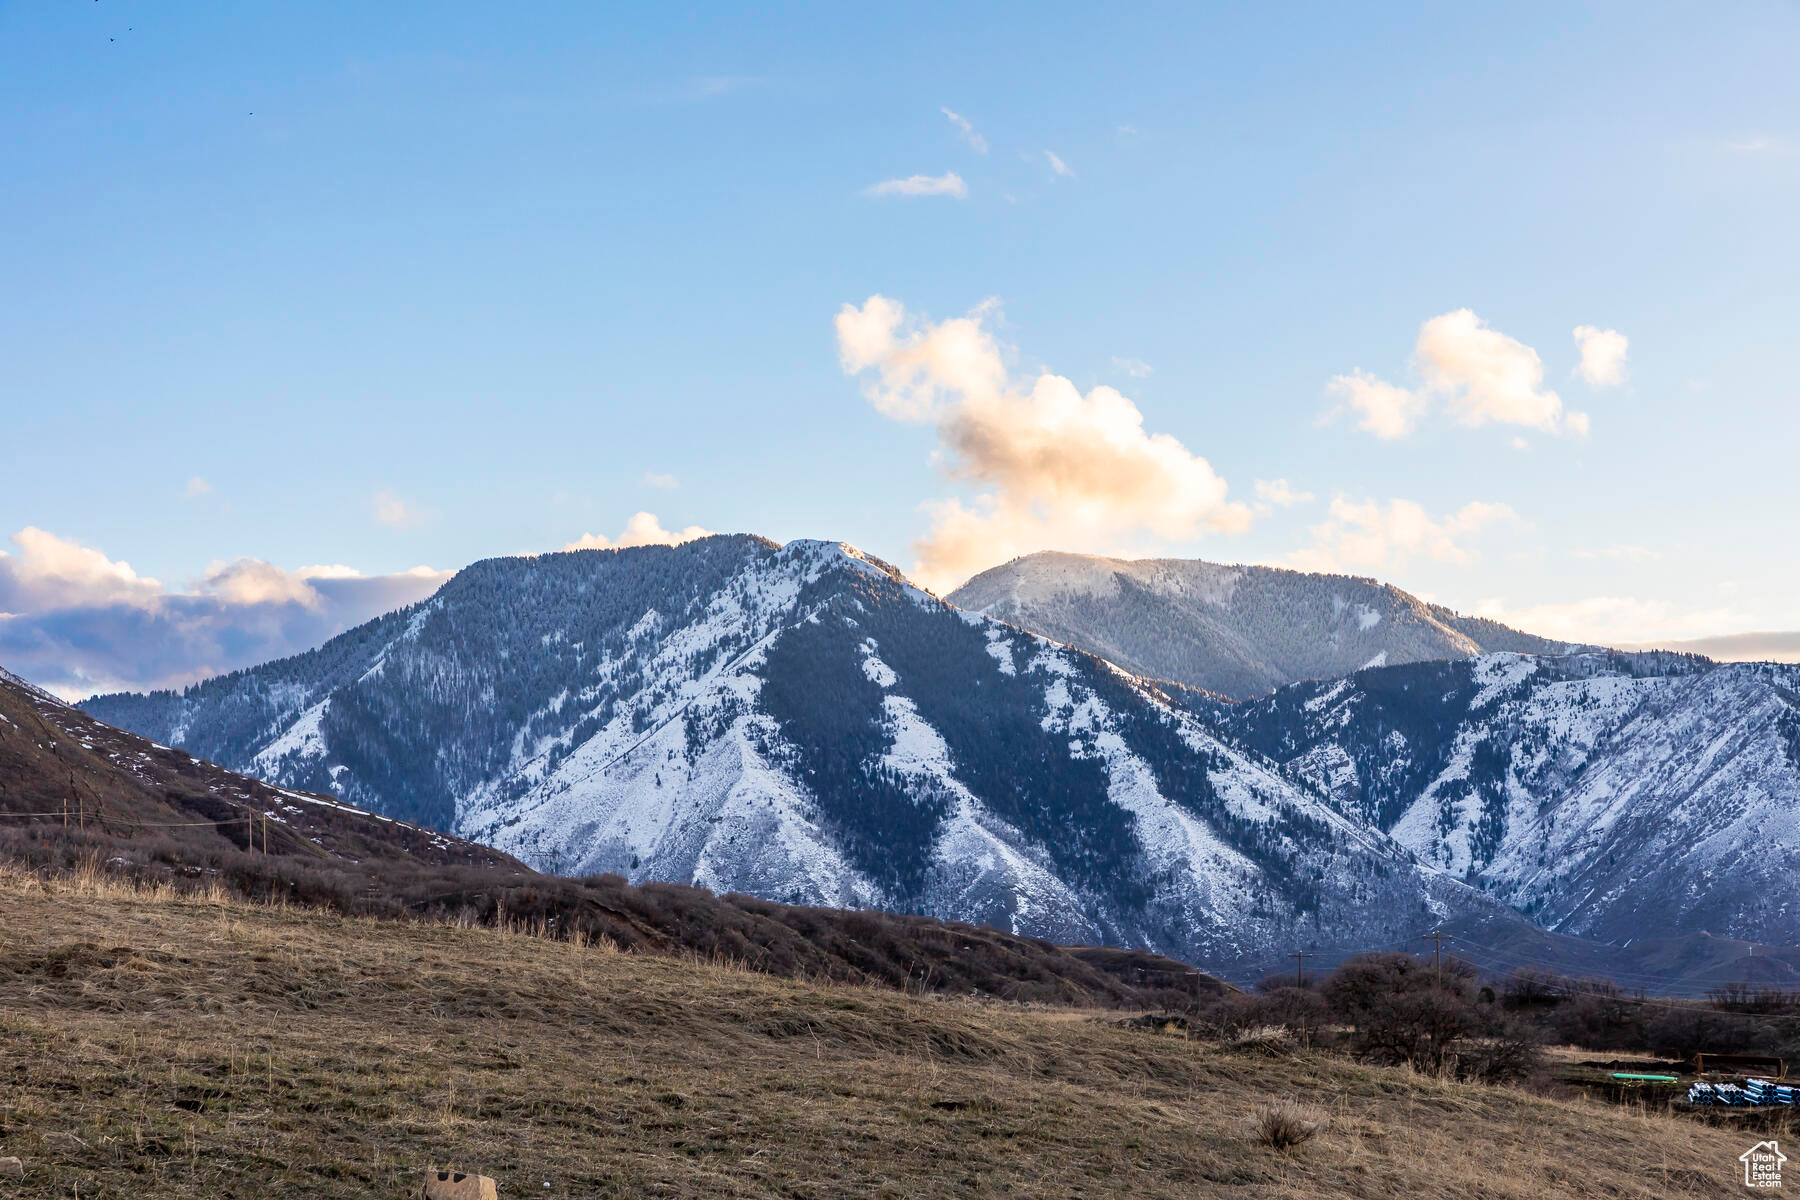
84, 534, 1513, 972
1224, 651, 1800, 943
947, 551, 1570, 700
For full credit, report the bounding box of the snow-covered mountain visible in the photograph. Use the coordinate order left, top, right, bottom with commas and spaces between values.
948, 551, 1569, 700
1222, 652, 1800, 945
83, 535, 1513, 972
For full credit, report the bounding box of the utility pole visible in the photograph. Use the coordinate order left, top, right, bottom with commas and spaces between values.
1422, 929, 1449, 971
1290, 950, 1313, 988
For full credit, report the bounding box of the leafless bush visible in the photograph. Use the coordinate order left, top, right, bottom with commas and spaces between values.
1645, 1004, 1777, 1058
1500, 967, 1566, 1010
1324, 952, 1479, 1073
1457, 1015, 1545, 1084
1707, 982, 1800, 1015
1228, 1024, 1297, 1056
1252, 984, 1330, 1048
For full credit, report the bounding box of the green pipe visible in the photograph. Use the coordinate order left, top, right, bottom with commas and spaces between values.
1610, 1072, 1679, 1082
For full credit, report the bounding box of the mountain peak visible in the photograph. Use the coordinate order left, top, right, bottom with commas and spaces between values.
81, 535, 1522, 974
948, 550, 1564, 699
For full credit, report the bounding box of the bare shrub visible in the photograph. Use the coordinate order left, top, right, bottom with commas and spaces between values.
1645, 1004, 1777, 1058
1227, 1024, 1296, 1056
1500, 967, 1566, 1010
1252, 985, 1330, 1049
1707, 982, 1800, 1015
1545, 982, 1646, 1051
1324, 952, 1479, 1073
1457, 1014, 1545, 1084
1253, 1101, 1321, 1151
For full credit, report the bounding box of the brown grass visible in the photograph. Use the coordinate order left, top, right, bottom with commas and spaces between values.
0, 863, 1757, 1198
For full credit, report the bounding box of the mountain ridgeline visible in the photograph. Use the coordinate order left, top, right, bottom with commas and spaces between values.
80, 536, 1800, 976
84, 536, 1511, 973
947, 551, 1570, 700
1219, 651, 1800, 946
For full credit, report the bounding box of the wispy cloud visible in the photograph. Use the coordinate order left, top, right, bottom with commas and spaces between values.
1287, 496, 1517, 574
1253, 479, 1315, 510
182, 476, 212, 498
642, 471, 679, 491
1110, 356, 1154, 378
686, 74, 761, 100
1617, 630, 1800, 663
1324, 369, 1429, 439
1571, 544, 1660, 563
940, 107, 988, 154
1044, 150, 1075, 178
372, 490, 428, 530
562, 512, 711, 552
1472, 594, 1753, 647
863, 172, 968, 199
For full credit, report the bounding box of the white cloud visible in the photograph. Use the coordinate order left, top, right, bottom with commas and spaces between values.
1324, 369, 1428, 440
835, 294, 1251, 593
940, 107, 988, 154
1571, 544, 1660, 563
183, 477, 212, 498
863, 172, 968, 199
0, 526, 164, 610
1330, 309, 1590, 440
1472, 595, 1750, 646
1110, 356, 1154, 378
561, 512, 712, 553
1044, 150, 1074, 178
1416, 309, 1586, 434
373, 489, 428, 530
1253, 479, 1315, 509
200, 558, 324, 608
1286, 496, 1517, 575
1622, 631, 1800, 664
1572, 325, 1629, 388
642, 471, 679, 490
0, 527, 451, 697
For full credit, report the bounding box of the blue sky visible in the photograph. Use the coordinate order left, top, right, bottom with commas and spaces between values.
3, 2, 1797, 694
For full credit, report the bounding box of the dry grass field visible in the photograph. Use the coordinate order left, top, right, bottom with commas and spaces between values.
0, 864, 1764, 1198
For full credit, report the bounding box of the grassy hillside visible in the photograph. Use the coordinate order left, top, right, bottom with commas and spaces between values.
0, 865, 1755, 1198
1, 665, 1218, 1011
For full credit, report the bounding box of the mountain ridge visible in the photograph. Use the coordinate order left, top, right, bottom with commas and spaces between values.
84, 534, 1529, 974
947, 550, 1572, 700
1220, 649, 1800, 946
